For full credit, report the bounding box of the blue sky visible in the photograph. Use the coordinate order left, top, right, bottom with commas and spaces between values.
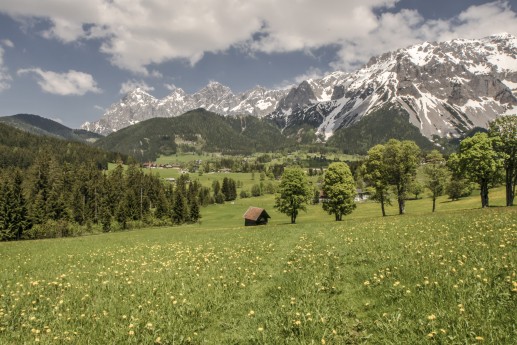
0, 0, 516, 128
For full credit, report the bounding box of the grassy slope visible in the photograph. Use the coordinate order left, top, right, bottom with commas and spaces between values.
1, 189, 515, 344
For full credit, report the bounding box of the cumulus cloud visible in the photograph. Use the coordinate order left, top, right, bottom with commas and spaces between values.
1, 39, 14, 48
0, 48, 12, 92
1, 0, 516, 74
332, 1, 517, 70
17, 68, 101, 95
274, 67, 325, 90
119, 79, 154, 94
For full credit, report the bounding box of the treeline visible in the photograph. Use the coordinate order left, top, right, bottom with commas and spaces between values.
273, 116, 516, 224
362, 115, 516, 214
0, 123, 130, 169
0, 154, 205, 241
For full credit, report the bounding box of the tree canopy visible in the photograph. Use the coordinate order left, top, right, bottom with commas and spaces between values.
274, 167, 312, 224
457, 132, 502, 208
382, 139, 421, 214
423, 150, 450, 212
322, 162, 356, 221
489, 115, 517, 206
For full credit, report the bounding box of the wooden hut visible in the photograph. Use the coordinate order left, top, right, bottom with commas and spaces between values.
243, 207, 270, 226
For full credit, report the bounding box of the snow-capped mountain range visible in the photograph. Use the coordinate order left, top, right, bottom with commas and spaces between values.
82, 33, 517, 139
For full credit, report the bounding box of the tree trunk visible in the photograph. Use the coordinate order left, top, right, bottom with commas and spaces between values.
506, 167, 515, 206
432, 195, 436, 212
380, 193, 386, 217
291, 213, 296, 224
480, 181, 489, 208
397, 184, 405, 215
398, 198, 405, 215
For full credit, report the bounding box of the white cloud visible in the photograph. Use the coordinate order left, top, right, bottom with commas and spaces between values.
273, 67, 325, 90
0, 47, 12, 92
1, 39, 14, 48
164, 83, 178, 91
94, 105, 105, 112
17, 68, 101, 95
119, 79, 154, 94
1, 1, 516, 74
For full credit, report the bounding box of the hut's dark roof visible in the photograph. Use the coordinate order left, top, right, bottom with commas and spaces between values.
243, 207, 270, 221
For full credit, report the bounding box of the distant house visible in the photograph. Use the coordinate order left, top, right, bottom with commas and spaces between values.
319, 190, 328, 203
355, 189, 370, 202
243, 207, 270, 226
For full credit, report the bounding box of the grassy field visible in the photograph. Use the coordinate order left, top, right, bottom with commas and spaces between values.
1, 188, 515, 344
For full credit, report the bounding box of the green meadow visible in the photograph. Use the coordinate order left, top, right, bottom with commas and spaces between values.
1, 185, 515, 344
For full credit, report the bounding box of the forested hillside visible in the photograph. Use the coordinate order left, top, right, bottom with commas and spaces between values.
327, 105, 435, 154
94, 109, 294, 161
0, 122, 127, 169
0, 114, 102, 142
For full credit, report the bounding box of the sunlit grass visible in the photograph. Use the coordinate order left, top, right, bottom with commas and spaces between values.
1, 188, 515, 344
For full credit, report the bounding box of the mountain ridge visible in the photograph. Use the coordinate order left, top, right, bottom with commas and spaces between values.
82, 33, 517, 139
0, 114, 103, 143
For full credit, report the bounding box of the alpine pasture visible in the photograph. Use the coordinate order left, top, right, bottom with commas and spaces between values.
1, 187, 516, 344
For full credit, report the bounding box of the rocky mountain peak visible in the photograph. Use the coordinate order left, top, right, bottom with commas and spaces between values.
82, 34, 516, 140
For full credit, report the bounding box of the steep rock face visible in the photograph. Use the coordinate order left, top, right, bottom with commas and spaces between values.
82, 83, 289, 135
83, 34, 517, 139
271, 33, 517, 140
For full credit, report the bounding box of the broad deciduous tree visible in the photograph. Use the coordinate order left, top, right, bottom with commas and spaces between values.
274, 167, 312, 224
489, 115, 517, 206
383, 139, 421, 215
457, 132, 502, 208
364, 144, 391, 216
423, 150, 450, 212
322, 162, 356, 221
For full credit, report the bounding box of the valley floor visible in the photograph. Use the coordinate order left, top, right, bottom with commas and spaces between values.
0, 189, 516, 344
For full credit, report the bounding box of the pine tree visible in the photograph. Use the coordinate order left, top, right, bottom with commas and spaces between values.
0, 170, 29, 240
222, 177, 230, 201
98, 176, 112, 232
154, 188, 170, 220
115, 196, 130, 230
189, 196, 201, 223
172, 188, 188, 224
11, 170, 29, 240
0, 180, 14, 241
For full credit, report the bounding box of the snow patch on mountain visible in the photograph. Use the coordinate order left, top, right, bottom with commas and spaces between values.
83, 34, 517, 140
270, 33, 517, 140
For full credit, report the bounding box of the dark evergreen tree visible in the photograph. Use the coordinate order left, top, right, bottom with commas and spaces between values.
115, 196, 130, 229
212, 180, 221, 196
188, 196, 201, 223
154, 188, 170, 220
198, 186, 213, 206
172, 188, 188, 224
11, 170, 30, 240
0, 170, 30, 240
99, 176, 112, 232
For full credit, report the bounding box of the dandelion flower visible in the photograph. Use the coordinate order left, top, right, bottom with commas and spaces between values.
427, 314, 436, 321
